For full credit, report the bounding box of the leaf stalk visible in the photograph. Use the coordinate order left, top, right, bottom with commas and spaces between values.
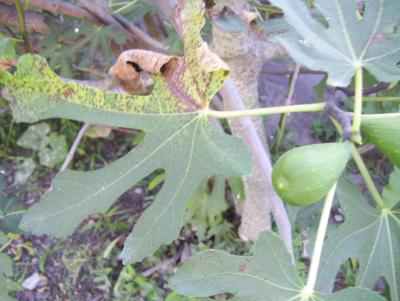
15, 0, 32, 53
350, 143, 386, 209
0, 209, 26, 220
351, 67, 363, 144
361, 113, 400, 120
207, 103, 326, 119
273, 64, 300, 152
361, 96, 400, 102
302, 182, 337, 300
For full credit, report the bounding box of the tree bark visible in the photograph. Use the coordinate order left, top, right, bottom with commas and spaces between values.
155, 0, 293, 252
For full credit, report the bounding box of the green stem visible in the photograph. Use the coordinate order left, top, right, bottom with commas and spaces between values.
302, 182, 337, 300
351, 143, 386, 209
114, 0, 139, 13
362, 96, 400, 102
15, 0, 32, 53
361, 113, 400, 120
206, 103, 400, 121
0, 238, 13, 252
273, 64, 300, 152
351, 67, 363, 144
207, 103, 326, 119
0, 209, 26, 220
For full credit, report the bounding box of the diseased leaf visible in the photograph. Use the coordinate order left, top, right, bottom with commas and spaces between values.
382, 167, 400, 208
172, 231, 385, 301
269, 0, 400, 87
317, 179, 400, 301
0, 0, 252, 264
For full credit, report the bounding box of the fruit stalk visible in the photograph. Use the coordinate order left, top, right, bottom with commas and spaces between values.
351, 67, 363, 144
351, 144, 386, 209
302, 182, 337, 299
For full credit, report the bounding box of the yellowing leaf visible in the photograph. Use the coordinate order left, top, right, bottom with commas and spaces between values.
0, 0, 252, 264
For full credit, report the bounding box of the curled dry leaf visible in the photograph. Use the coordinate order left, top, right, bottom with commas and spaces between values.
1, 0, 246, 265
109, 49, 179, 95
0, 58, 16, 70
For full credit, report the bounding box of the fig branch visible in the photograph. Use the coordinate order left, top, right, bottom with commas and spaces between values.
206, 102, 400, 120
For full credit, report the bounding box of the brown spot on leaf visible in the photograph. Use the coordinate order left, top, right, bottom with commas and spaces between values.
239, 262, 247, 272
62, 88, 75, 98
0, 58, 16, 70
127, 61, 143, 72
372, 32, 387, 43
204, 0, 216, 9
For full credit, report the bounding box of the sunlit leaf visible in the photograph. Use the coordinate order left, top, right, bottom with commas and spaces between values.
269, 0, 400, 87
0, 0, 252, 264
382, 167, 400, 208
317, 179, 400, 301
172, 231, 385, 301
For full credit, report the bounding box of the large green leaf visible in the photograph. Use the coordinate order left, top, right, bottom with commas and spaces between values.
172, 231, 385, 301
0, 275, 20, 301
269, 0, 400, 87
317, 179, 400, 301
382, 167, 400, 208
0, 0, 252, 264
0, 233, 19, 301
0, 168, 22, 233
0, 253, 13, 277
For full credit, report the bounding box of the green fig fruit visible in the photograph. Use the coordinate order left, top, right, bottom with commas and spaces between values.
272, 142, 352, 206
361, 118, 400, 168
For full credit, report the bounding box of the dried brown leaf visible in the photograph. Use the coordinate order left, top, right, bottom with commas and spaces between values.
109, 49, 179, 95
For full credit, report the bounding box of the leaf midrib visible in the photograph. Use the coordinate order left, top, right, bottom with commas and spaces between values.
133, 117, 202, 247
31, 115, 201, 225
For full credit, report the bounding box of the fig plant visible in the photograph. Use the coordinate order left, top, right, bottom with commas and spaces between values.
0, 0, 399, 300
